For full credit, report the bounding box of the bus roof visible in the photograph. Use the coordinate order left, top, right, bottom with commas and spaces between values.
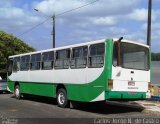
9, 38, 149, 58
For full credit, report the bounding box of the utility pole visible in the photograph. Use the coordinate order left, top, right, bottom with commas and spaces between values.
34, 9, 56, 48
52, 15, 55, 48
147, 0, 152, 46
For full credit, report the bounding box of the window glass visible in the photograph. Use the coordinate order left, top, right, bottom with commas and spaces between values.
120, 43, 149, 70
55, 49, 70, 69
20, 55, 30, 71
71, 46, 88, 69
30, 53, 41, 70
13, 57, 20, 72
90, 43, 104, 56
7, 58, 13, 76
89, 43, 105, 68
42, 51, 54, 70
113, 42, 150, 70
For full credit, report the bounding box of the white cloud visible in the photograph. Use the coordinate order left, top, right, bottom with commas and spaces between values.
128, 8, 159, 22
128, 8, 148, 21
34, 0, 140, 17
92, 17, 117, 26
0, 6, 42, 33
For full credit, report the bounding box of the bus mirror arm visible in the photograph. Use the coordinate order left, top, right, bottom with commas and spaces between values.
117, 37, 123, 66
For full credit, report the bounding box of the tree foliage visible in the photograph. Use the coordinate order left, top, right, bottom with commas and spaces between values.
0, 31, 35, 79
152, 53, 160, 61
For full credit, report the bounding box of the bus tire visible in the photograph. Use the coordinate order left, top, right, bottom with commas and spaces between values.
14, 85, 21, 99
57, 88, 68, 108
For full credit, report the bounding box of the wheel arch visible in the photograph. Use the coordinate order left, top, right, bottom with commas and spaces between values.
14, 81, 20, 87
56, 84, 67, 93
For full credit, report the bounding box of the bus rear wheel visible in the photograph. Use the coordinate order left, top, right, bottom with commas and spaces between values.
57, 88, 68, 108
14, 85, 21, 99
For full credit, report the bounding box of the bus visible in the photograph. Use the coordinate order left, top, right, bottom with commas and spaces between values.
7, 38, 151, 108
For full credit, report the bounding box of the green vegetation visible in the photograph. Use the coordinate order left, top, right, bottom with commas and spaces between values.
152, 53, 160, 61
0, 31, 35, 79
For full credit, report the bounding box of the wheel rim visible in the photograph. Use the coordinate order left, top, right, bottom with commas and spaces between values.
58, 92, 65, 105
15, 87, 20, 98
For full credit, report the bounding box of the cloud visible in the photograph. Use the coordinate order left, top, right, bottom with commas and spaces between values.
0, 0, 159, 52
34, 0, 140, 17
92, 17, 117, 26
128, 8, 159, 22
128, 8, 148, 21
0, 3, 42, 34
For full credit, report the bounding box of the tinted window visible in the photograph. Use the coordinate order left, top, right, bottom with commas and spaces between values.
20, 55, 30, 71
55, 49, 70, 69
42, 51, 54, 70
30, 53, 41, 70
71, 46, 88, 69
89, 43, 105, 68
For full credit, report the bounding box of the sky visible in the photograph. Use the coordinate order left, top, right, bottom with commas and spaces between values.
0, 0, 160, 52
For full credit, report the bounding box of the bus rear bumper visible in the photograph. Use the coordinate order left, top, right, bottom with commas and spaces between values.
105, 91, 150, 100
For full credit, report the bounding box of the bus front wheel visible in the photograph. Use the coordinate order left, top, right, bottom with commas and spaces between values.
14, 85, 21, 99
57, 88, 69, 108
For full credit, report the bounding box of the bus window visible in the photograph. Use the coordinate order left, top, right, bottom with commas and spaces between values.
20, 55, 30, 71
71, 46, 88, 69
42, 51, 54, 70
120, 42, 149, 70
89, 43, 105, 68
30, 53, 41, 70
7, 58, 13, 76
55, 49, 70, 69
13, 57, 20, 72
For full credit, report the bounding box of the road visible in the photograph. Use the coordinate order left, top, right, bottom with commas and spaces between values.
0, 94, 159, 124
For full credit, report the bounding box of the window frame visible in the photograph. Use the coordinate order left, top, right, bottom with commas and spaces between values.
30, 53, 41, 70
70, 46, 88, 69
13, 57, 20, 72
88, 43, 105, 68
112, 42, 150, 71
20, 55, 30, 71
41, 51, 54, 70
7, 58, 13, 76
54, 49, 70, 69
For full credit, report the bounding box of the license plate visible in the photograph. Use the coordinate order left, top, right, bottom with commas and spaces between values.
128, 81, 135, 86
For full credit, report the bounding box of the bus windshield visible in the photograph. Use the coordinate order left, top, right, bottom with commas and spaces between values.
113, 42, 150, 71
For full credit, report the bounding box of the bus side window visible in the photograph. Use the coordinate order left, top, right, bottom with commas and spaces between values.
30, 53, 41, 70
20, 55, 30, 71
55, 49, 70, 69
13, 57, 20, 72
89, 43, 105, 68
7, 58, 13, 76
71, 46, 88, 69
42, 51, 54, 70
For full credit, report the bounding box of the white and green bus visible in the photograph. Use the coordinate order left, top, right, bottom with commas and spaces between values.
7, 38, 151, 107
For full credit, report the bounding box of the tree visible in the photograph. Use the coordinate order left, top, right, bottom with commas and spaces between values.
151, 53, 160, 61
0, 31, 35, 79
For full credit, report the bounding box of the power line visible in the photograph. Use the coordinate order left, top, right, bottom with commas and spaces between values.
56, 0, 100, 17
17, 17, 50, 37
17, 0, 100, 38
